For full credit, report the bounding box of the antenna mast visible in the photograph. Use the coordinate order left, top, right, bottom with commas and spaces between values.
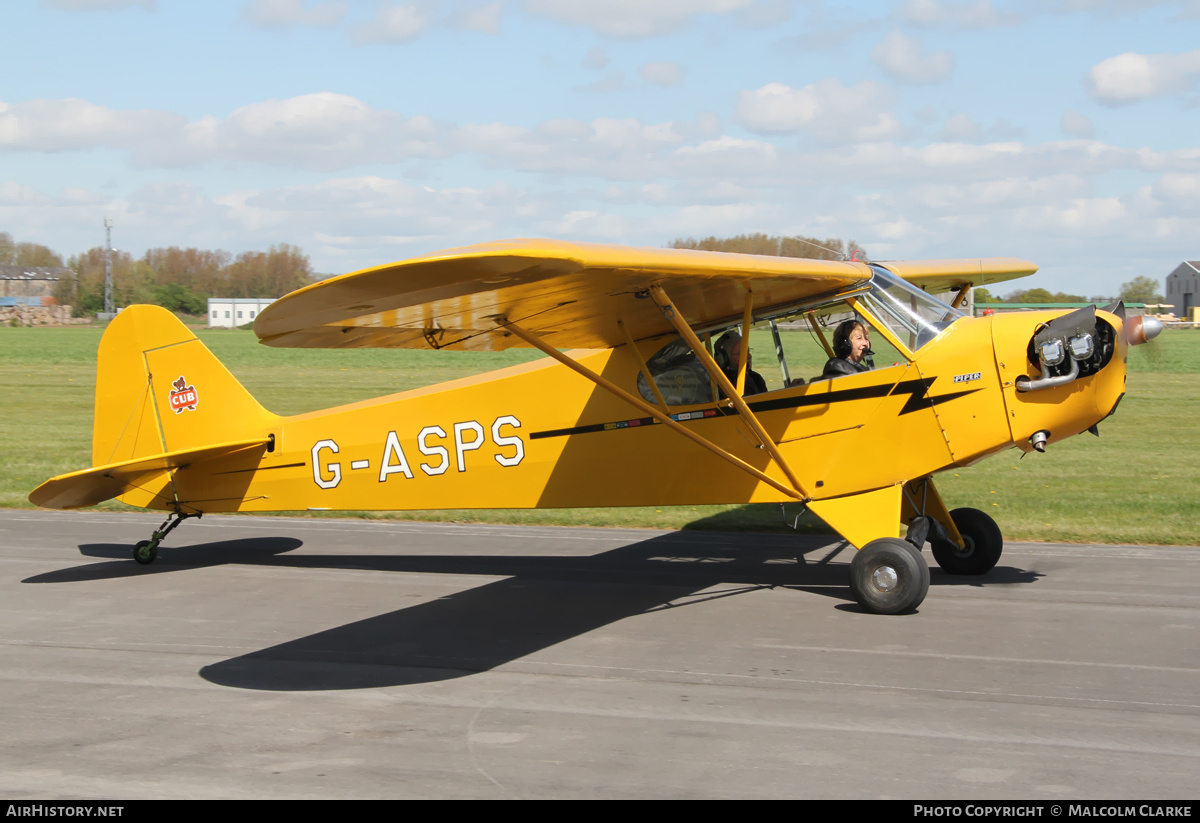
103, 217, 114, 317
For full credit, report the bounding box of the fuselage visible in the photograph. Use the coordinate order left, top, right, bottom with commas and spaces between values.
150, 305, 1128, 514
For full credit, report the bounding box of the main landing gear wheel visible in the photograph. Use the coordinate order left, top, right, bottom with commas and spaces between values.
850, 538, 930, 615
133, 539, 158, 565
930, 507, 1003, 575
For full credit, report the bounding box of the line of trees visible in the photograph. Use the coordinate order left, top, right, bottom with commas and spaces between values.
0, 233, 64, 268
671, 232, 867, 262
976, 276, 1164, 306
665, 234, 1165, 307
1, 232, 315, 316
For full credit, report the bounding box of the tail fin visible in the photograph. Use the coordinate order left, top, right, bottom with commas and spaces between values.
92, 305, 279, 467
30, 306, 280, 511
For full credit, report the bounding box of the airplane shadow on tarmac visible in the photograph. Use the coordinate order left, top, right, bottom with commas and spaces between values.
24, 530, 1041, 692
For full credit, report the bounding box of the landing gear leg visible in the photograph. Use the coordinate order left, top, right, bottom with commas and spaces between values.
133, 510, 201, 565
930, 507, 1002, 575
902, 478, 1003, 575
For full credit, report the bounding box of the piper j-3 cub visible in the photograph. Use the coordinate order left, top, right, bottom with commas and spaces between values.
30, 239, 1163, 614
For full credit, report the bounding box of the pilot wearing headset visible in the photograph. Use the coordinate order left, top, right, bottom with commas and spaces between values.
822, 319, 874, 378
715, 330, 768, 396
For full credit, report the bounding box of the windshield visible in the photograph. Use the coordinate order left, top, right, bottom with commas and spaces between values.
857, 266, 964, 352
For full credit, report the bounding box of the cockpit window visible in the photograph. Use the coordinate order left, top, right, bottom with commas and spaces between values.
637, 336, 713, 406
633, 272, 953, 405
857, 266, 964, 352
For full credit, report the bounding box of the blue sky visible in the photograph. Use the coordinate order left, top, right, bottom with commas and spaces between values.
3, 0, 1198, 296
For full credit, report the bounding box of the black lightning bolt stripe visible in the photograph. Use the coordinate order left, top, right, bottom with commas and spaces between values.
212, 461, 307, 475
529, 377, 982, 440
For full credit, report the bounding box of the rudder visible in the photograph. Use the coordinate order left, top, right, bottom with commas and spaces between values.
92, 306, 278, 468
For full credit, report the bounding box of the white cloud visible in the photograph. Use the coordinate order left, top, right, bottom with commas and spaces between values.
239, 0, 347, 29
581, 46, 609, 69
0, 98, 186, 152
573, 71, 632, 94
447, 1, 503, 33
897, 0, 1021, 29
0, 182, 46, 205
351, 2, 432, 44
12, 92, 1200, 193
870, 30, 955, 85
734, 80, 901, 141
543, 209, 629, 238
1086, 50, 1200, 105
1047, 197, 1126, 231
671, 136, 778, 179
8, 87, 1200, 297
737, 0, 792, 28
907, 174, 1090, 210
4, 143, 1196, 298
41, 0, 154, 10
131, 181, 206, 206
788, 17, 882, 53
196, 93, 445, 171
523, 0, 754, 39
456, 116, 688, 178
931, 113, 1024, 144
0, 94, 450, 171
638, 62, 687, 88
1056, 0, 1184, 13
1060, 109, 1095, 138
1152, 172, 1200, 205
942, 112, 981, 140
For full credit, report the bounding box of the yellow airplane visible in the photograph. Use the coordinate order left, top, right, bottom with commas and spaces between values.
29, 239, 1163, 614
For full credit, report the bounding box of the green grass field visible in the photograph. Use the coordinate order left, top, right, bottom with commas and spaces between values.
2, 324, 1196, 544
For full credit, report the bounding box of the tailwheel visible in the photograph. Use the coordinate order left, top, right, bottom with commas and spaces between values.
850, 538, 930, 615
131, 510, 201, 565
930, 507, 1002, 575
133, 539, 158, 565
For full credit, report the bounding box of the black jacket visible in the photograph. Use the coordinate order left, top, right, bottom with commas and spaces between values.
822, 357, 870, 378
721, 367, 767, 396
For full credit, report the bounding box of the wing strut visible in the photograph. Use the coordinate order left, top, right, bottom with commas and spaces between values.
496, 318, 804, 501
618, 319, 669, 413
647, 285, 810, 499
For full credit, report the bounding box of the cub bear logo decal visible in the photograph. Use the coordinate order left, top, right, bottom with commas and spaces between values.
168, 375, 198, 413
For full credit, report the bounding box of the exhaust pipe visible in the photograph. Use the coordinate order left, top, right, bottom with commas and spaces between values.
1016, 356, 1079, 392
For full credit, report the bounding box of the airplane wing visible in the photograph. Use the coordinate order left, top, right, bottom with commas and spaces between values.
29, 438, 271, 510
878, 258, 1037, 295
253, 239, 872, 352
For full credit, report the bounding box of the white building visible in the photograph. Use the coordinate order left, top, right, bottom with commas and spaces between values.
207, 297, 275, 329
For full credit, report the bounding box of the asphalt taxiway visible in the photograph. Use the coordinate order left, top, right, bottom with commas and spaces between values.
1, 509, 1197, 799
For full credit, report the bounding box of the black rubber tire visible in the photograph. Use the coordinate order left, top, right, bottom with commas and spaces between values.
849, 538, 930, 615
133, 539, 158, 565
930, 507, 1002, 575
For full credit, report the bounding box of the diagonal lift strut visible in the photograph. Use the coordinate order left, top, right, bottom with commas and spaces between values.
648, 285, 810, 499
496, 317, 805, 501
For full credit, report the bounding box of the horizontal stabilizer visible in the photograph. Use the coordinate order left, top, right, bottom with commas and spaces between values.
29, 438, 271, 510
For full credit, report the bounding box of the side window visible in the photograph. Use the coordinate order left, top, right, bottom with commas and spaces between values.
634, 300, 914, 405
756, 305, 908, 385
636, 337, 713, 406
